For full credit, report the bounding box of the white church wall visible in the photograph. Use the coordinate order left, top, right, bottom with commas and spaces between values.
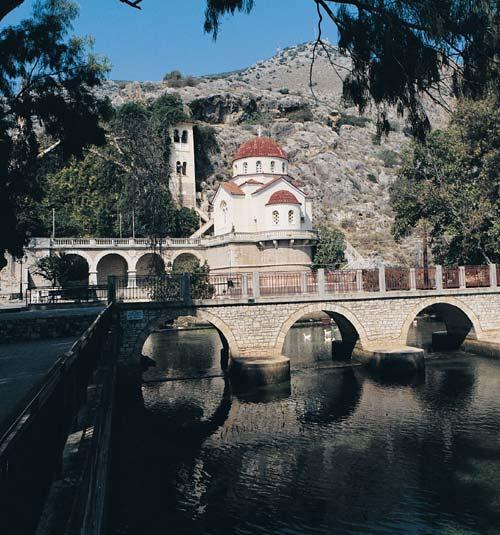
233, 156, 288, 177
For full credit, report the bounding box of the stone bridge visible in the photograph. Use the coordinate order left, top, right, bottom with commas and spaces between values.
115, 272, 500, 383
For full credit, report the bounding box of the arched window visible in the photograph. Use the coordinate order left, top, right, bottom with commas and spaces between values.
256, 161, 262, 173
181, 130, 188, 143
282, 162, 286, 173
182, 162, 187, 175
176, 161, 182, 174
243, 162, 248, 174
288, 210, 294, 224
270, 161, 275, 173
234, 164, 238, 174
272, 210, 280, 225
173, 129, 180, 143
220, 201, 228, 224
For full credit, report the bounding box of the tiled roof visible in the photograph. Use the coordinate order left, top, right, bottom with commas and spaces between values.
241, 179, 264, 185
220, 182, 245, 195
266, 190, 301, 206
235, 137, 287, 160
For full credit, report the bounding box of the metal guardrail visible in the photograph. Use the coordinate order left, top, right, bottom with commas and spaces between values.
0, 306, 112, 534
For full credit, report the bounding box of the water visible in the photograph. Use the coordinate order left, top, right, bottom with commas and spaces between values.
110, 320, 500, 535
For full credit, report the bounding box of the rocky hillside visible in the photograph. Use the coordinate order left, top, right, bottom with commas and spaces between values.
99, 42, 451, 265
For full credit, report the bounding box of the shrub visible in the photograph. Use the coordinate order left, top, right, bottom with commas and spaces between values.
278, 88, 290, 94
377, 149, 400, 167
337, 114, 371, 128
286, 106, 314, 122
367, 173, 378, 183
163, 70, 198, 88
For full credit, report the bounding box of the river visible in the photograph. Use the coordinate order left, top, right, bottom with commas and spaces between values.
110, 317, 500, 534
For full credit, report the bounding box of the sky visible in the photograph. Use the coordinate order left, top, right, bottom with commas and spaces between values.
3, 0, 339, 81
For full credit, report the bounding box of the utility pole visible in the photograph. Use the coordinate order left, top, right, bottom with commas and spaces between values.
119, 213, 123, 238
422, 223, 429, 288
132, 207, 136, 239
51, 208, 55, 239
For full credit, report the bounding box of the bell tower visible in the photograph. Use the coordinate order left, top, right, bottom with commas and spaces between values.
170, 122, 196, 209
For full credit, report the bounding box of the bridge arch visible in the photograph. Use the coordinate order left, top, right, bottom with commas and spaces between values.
129, 308, 240, 366
400, 297, 482, 346
272, 302, 369, 358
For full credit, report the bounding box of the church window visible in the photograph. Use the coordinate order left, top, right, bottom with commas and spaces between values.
243, 162, 248, 174
270, 161, 275, 173
288, 210, 294, 224
282, 162, 286, 173
256, 161, 262, 173
181, 130, 188, 143
182, 162, 187, 175
220, 201, 228, 224
173, 129, 180, 143
272, 210, 280, 225
176, 161, 182, 174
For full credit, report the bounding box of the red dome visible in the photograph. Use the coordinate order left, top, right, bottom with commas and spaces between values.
266, 190, 301, 206
235, 137, 287, 160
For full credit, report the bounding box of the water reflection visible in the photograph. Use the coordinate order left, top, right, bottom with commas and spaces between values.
110, 324, 500, 535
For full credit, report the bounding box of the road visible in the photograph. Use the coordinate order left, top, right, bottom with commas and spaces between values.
0, 337, 77, 436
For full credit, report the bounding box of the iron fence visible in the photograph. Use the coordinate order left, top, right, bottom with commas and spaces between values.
442, 267, 460, 289
114, 275, 183, 302
385, 268, 410, 291
325, 269, 358, 293
362, 269, 380, 292
259, 272, 302, 297
205, 273, 253, 299
465, 265, 490, 288
415, 267, 437, 290
26, 285, 108, 305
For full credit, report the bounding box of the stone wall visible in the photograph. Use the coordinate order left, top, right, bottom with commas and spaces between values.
0, 311, 100, 344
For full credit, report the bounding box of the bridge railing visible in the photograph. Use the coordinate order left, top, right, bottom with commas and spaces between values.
107, 264, 498, 303
0, 306, 113, 533
26, 284, 108, 305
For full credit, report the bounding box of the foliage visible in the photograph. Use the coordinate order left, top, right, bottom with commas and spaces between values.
376, 150, 400, 168
0, 0, 110, 265
35, 252, 88, 287
390, 99, 500, 265
286, 106, 314, 123
337, 114, 371, 128
203, 0, 500, 138
193, 125, 219, 186
163, 70, 198, 87
174, 208, 199, 238
312, 226, 346, 269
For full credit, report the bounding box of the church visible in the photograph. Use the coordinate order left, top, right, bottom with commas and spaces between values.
212, 136, 313, 236
0, 128, 318, 296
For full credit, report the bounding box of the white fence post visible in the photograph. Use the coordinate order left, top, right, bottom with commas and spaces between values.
489, 264, 497, 288
409, 268, 417, 291
317, 269, 326, 297
242, 274, 249, 298
459, 266, 466, 289
300, 272, 308, 294
378, 265, 386, 293
252, 271, 260, 299
356, 269, 363, 292
435, 265, 443, 290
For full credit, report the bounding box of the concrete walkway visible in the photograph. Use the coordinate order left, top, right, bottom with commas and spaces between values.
0, 337, 77, 436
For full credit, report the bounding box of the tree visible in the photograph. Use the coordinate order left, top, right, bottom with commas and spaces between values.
203, 0, 499, 138
35, 252, 88, 287
312, 226, 346, 269
0, 0, 111, 264
390, 99, 499, 265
